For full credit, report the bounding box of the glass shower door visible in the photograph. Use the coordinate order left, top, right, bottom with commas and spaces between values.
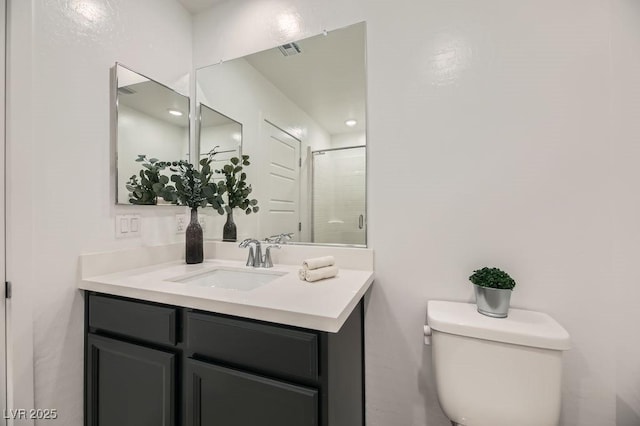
312, 146, 366, 245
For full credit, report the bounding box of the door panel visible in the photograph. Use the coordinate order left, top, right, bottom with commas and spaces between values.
86, 335, 176, 426
264, 120, 300, 241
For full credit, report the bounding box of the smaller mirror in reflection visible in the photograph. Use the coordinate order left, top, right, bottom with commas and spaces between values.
198, 103, 242, 171
115, 63, 190, 205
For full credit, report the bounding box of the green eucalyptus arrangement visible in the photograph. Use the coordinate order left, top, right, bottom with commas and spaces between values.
215, 154, 259, 216
469, 267, 516, 290
213, 154, 259, 242
127, 149, 259, 243
126, 152, 225, 210
126, 155, 170, 205
162, 156, 224, 210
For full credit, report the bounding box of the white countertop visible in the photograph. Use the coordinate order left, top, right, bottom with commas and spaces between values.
79, 257, 374, 333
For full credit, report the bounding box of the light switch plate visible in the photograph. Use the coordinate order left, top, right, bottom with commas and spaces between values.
176, 214, 187, 234
116, 214, 141, 239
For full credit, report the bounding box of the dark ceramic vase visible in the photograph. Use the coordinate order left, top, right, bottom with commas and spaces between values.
223, 211, 237, 242
185, 208, 203, 264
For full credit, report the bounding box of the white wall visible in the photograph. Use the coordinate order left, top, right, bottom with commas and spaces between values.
194, 1, 637, 425
330, 130, 366, 149
197, 57, 331, 242
6, 0, 192, 424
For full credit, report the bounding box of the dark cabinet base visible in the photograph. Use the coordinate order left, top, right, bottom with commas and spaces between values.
84, 292, 365, 426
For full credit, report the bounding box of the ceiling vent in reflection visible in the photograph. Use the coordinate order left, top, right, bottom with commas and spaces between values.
278, 42, 302, 57
118, 87, 136, 95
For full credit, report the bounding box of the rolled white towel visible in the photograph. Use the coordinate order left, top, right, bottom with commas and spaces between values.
304, 265, 339, 282
302, 256, 335, 270
298, 269, 307, 281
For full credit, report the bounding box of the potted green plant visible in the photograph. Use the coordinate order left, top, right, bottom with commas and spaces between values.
213, 154, 259, 242
469, 267, 516, 318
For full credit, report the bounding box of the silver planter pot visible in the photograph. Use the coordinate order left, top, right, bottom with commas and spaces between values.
474, 285, 512, 318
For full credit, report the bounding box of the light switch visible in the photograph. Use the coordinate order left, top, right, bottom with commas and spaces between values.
130, 217, 139, 232
120, 217, 129, 233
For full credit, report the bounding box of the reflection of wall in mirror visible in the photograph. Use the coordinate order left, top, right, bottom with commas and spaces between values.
331, 131, 366, 149
117, 105, 189, 204
198, 57, 331, 241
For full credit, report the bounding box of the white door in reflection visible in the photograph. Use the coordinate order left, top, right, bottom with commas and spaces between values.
264, 120, 301, 242
312, 146, 366, 245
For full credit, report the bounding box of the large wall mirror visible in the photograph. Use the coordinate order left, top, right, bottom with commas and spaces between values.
115, 63, 190, 205
196, 22, 367, 246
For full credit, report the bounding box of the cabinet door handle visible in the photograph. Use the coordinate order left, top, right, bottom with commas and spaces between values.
358, 214, 364, 229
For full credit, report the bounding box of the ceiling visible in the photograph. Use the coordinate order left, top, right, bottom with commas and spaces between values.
177, 0, 224, 14
244, 23, 366, 135
118, 79, 190, 127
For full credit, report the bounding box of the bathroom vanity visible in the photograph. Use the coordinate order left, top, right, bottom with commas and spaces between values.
79, 244, 374, 426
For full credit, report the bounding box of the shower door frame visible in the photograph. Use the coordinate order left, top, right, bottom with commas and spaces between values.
310, 145, 367, 246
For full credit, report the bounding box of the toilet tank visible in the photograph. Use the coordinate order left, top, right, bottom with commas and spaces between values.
427, 301, 570, 426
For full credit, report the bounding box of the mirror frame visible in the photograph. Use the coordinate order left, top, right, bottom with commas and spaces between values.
113, 62, 191, 206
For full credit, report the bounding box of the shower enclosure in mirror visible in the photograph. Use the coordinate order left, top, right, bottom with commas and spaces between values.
196, 22, 367, 246
312, 146, 366, 245
114, 63, 190, 205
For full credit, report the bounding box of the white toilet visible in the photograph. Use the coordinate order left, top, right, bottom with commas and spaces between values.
425, 300, 570, 426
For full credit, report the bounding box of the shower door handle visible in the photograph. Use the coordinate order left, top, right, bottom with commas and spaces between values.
358, 214, 364, 229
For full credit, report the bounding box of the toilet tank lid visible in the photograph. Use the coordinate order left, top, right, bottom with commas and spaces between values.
427, 300, 571, 350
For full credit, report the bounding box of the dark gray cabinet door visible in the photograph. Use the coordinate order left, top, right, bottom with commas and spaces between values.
185, 358, 318, 426
86, 334, 176, 426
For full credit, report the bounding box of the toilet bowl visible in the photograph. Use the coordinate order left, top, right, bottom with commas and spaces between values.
425, 300, 570, 426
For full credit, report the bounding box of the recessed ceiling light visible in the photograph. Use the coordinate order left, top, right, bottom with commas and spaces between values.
345, 119, 357, 127
168, 109, 183, 117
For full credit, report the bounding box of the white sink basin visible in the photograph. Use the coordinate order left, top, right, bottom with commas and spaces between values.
170, 267, 287, 291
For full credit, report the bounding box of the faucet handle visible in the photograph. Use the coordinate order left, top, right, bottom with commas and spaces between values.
239, 238, 253, 248
280, 233, 293, 243
263, 244, 281, 268
265, 233, 293, 244
240, 239, 260, 267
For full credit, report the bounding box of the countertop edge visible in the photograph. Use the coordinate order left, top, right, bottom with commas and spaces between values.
79, 270, 375, 333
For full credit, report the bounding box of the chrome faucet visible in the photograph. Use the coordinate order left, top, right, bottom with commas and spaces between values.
240, 235, 289, 268
239, 239, 262, 267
